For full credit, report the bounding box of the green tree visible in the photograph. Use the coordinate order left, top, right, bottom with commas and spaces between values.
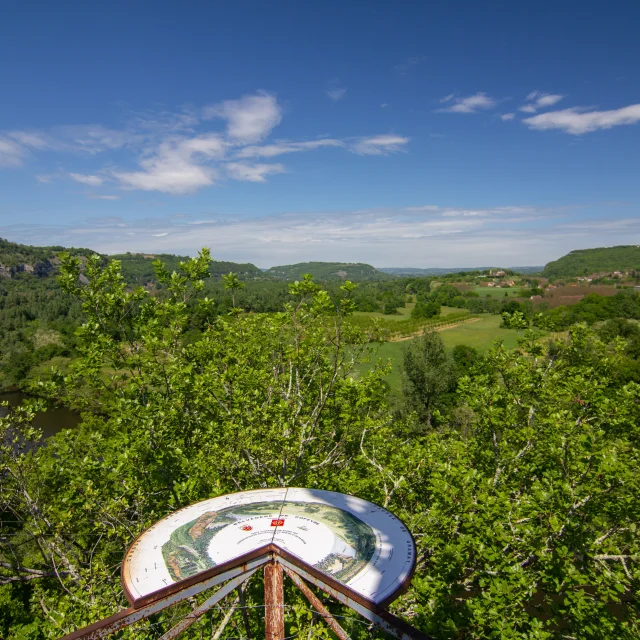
412, 300, 440, 319
0, 253, 389, 637
364, 327, 640, 638
221, 270, 245, 312
383, 300, 398, 315
401, 331, 457, 426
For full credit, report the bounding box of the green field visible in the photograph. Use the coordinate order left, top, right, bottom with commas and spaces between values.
357, 314, 522, 391
352, 304, 464, 322
352, 302, 415, 321
472, 286, 523, 298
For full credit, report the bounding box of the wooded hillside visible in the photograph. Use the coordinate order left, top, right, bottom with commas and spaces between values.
543, 245, 640, 277
265, 261, 388, 281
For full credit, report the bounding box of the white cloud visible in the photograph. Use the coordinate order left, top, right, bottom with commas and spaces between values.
8, 131, 51, 149
405, 205, 441, 212
203, 92, 282, 143
536, 94, 565, 108
0, 138, 27, 167
326, 88, 347, 102
7, 202, 627, 268
350, 135, 410, 156
440, 94, 455, 103
520, 92, 565, 113
36, 174, 53, 183
380, 103, 389, 108
500, 113, 516, 121
224, 162, 286, 182
54, 125, 139, 153
523, 103, 640, 134
88, 194, 120, 200
405, 205, 538, 217
0, 91, 411, 195
69, 173, 104, 186
439, 92, 497, 113
113, 134, 226, 194
236, 139, 343, 159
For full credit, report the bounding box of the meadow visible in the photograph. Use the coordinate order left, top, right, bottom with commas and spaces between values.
358, 314, 522, 390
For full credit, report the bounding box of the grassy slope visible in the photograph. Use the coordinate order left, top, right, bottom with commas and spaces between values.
352, 302, 415, 321
358, 314, 522, 391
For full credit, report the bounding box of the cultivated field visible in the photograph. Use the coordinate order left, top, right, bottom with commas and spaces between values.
472, 286, 523, 298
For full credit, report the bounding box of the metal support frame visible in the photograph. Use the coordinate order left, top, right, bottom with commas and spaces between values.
277, 556, 431, 640
60, 547, 431, 640
60, 555, 271, 640
158, 569, 257, 640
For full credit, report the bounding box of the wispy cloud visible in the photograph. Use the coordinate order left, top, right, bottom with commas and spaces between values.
8, 131, 52, 149
236, 139, 344, 159
350, 135, 410, 156
0, 138, 27, 167
440, 94, 455, 104
394, 56, 426, 75
224, 162, 286, 182
70, 173, 104, 186
88, 194, 120, 200
500, 113, 516, 121
2, 202, 630, 267
438, 92, 497, 114
0, 91, 411, 194
523, 103, 640, 134
520, 91, 565, 113
326, 87, 347, 102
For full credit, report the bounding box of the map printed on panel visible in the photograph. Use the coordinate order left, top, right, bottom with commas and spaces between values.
122, 488, 415, 606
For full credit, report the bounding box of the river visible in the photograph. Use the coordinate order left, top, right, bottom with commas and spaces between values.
0, 391, 80, 440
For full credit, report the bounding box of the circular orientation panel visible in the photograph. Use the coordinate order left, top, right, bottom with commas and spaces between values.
122, 488, 415, 606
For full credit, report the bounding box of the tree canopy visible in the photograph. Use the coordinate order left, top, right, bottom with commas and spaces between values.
543, 245, 640, 277
1, 251, 639, 638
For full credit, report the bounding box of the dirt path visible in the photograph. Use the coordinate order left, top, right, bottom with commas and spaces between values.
388, 317, 481, 342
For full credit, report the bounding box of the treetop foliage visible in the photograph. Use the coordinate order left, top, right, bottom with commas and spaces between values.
1, 249, 639, 638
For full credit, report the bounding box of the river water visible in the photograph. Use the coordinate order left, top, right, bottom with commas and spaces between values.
0, 391, 80, 439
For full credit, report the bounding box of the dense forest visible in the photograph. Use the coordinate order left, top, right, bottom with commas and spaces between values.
543, 245, 640, 277
1, 244, 640, 638
112, 252, 264, 283
265, 261, 388, 281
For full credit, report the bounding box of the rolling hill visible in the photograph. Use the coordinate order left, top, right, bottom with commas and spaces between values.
0, 238, 264, 283
265, 262, 389, 281
379, 266, 543, 276
111, 253, 263, 284
543, 246, 640, 277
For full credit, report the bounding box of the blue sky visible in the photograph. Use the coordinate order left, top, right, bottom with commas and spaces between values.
1, 0, 639, 267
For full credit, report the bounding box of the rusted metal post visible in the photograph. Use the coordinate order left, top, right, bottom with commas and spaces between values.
282, 566, 350, 639
264, 561, 284, 640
